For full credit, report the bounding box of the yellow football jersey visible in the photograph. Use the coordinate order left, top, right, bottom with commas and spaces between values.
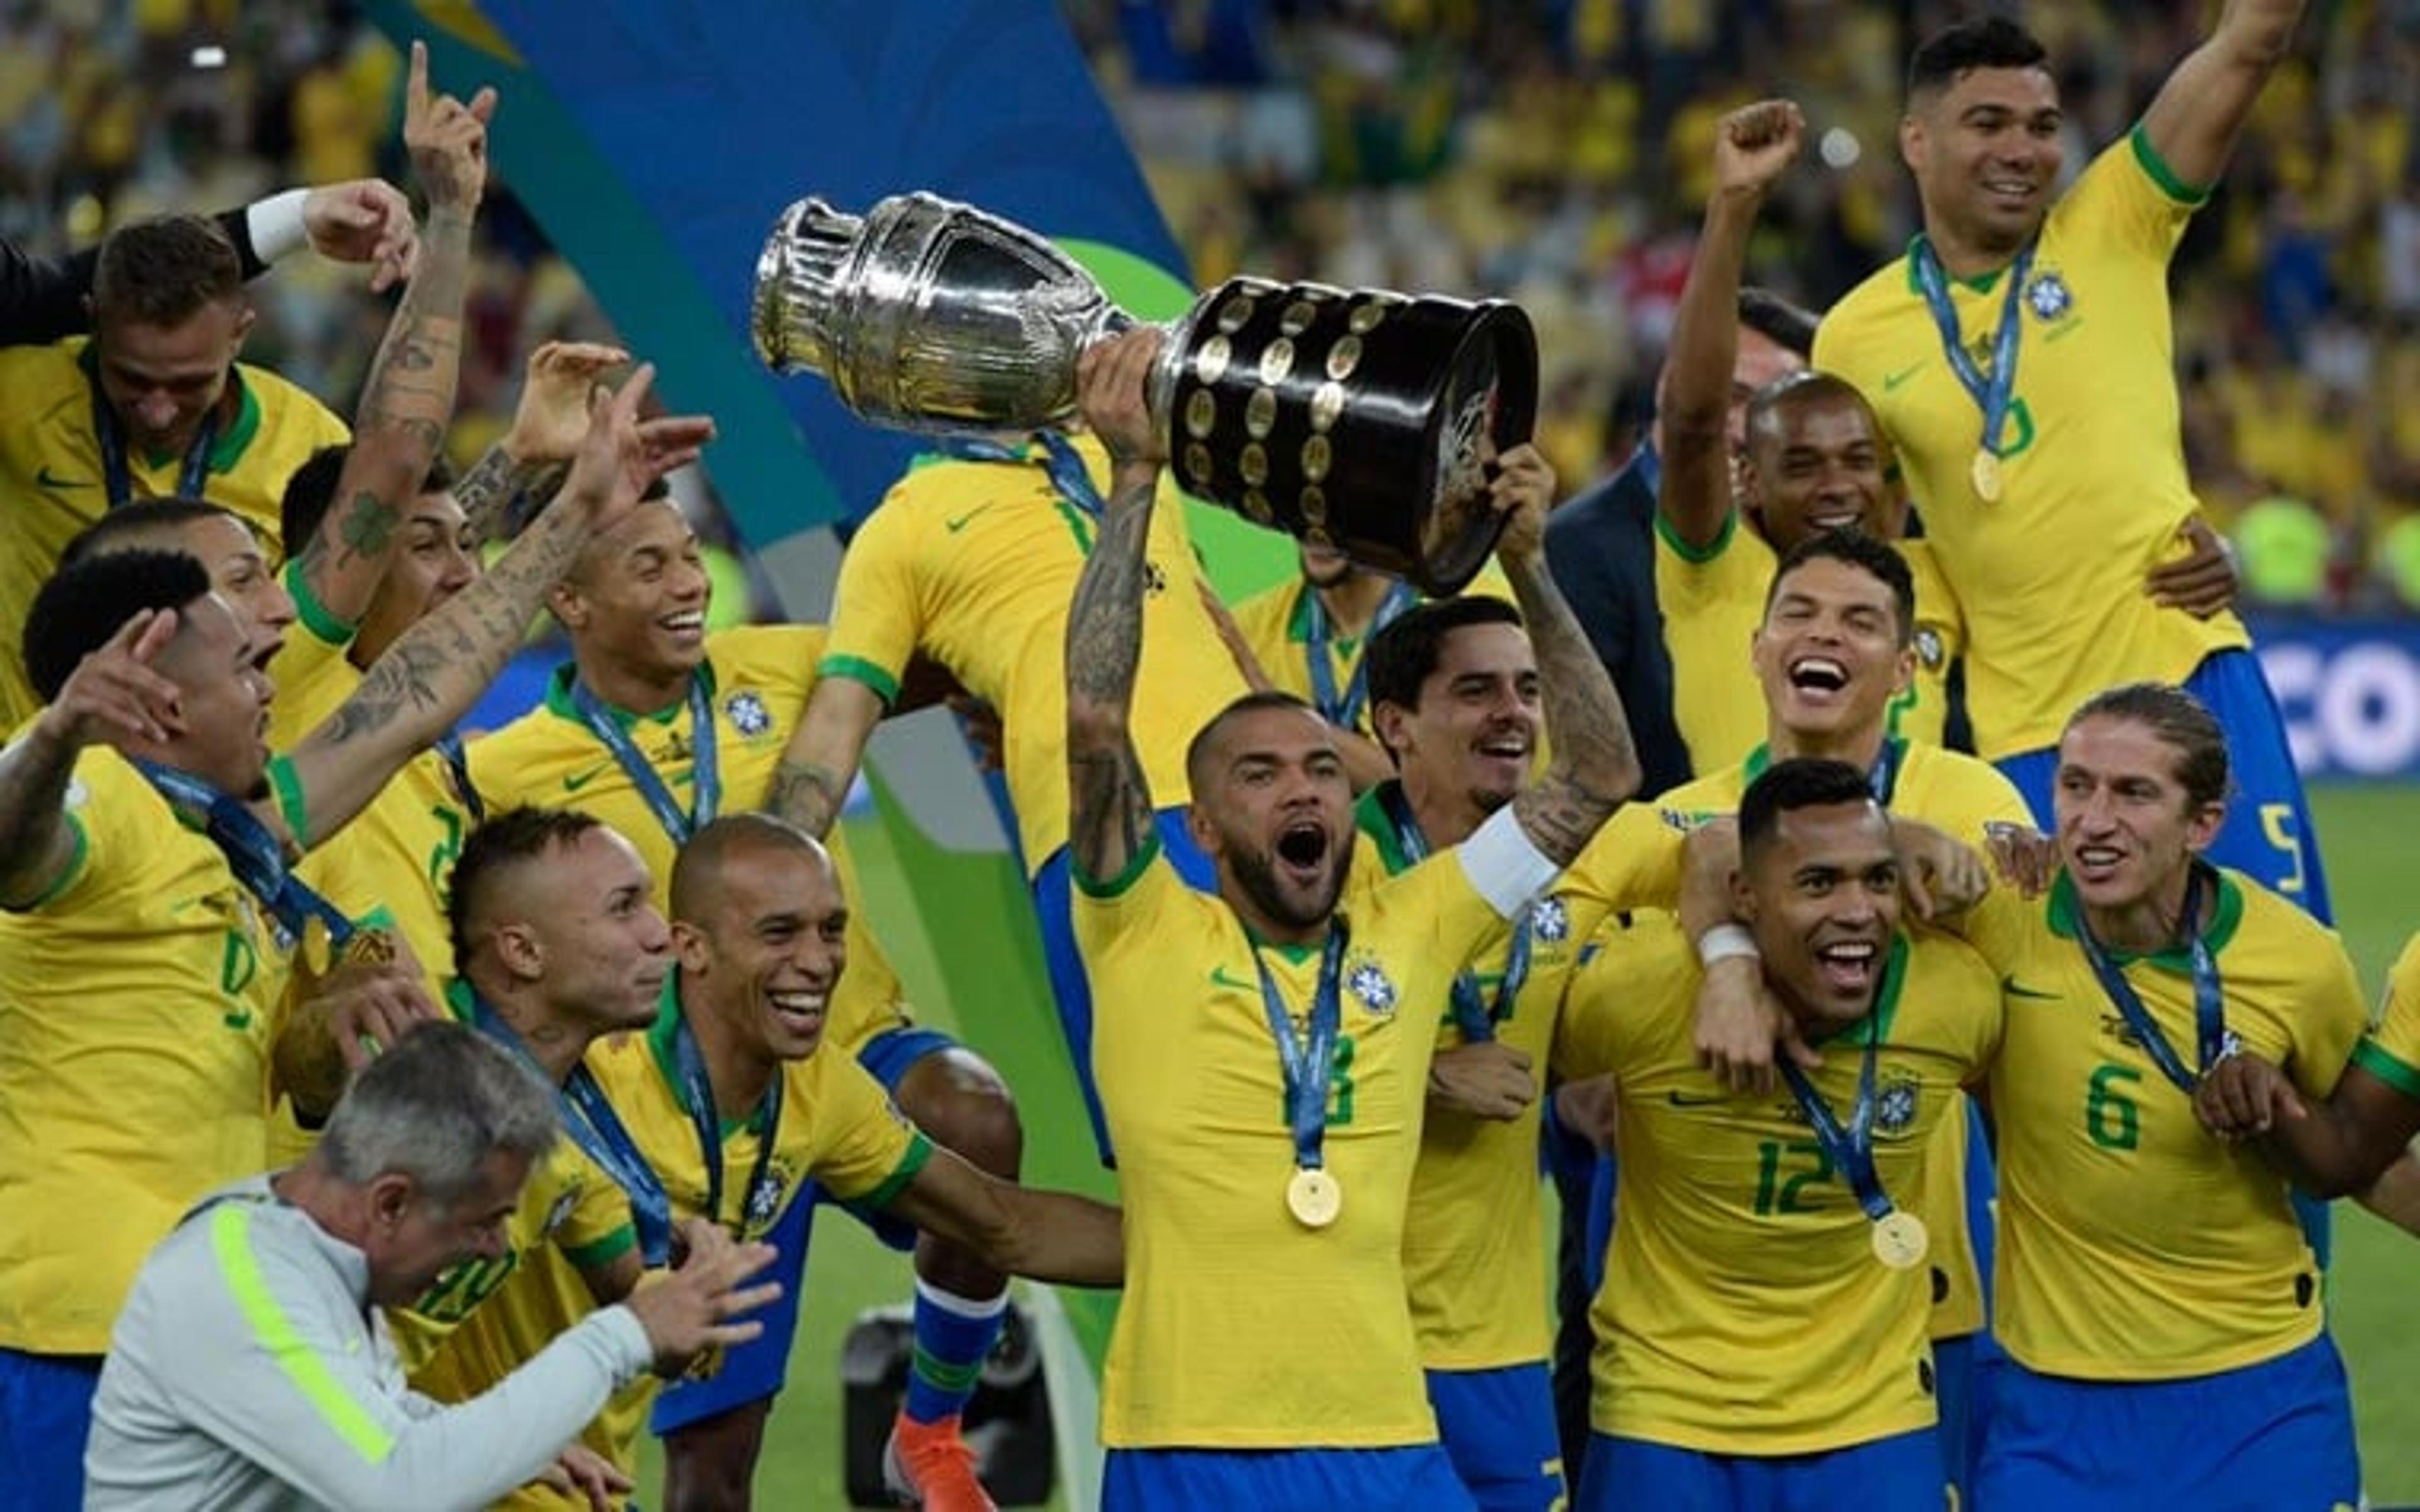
393, 987, 644, 1508
1076, 832, 1523, 1448
265, 558, 362, 753
818, 437, 1251, 874
1226, 561, 1519, 741
585, 992, 932, 1242
1562, 739, 2027, 1346
468, 626, 911, 1058
2349, 932, 2420, 1094
1958, 869, 2366, 1378
1557, 920, 2003, 1453
0, 745, 291, 1353
1353, 788, 1605, 1371
1816, 129, 2249, 759
0, 340, 350, 728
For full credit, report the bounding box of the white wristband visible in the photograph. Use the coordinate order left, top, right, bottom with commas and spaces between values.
1697, 924, 1760, 967
246, 188, 311, 265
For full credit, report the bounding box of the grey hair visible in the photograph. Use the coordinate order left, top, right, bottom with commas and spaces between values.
318, 1022, 559, 1206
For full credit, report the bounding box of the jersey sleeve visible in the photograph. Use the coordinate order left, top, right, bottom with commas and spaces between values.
819, 491, 930, 704
1560, 801, 1687, 918
2063, 128, 2201, 265
25, 750, 142, 914
1552, 913, 1691, 1081
2351, 933, 2420, 1098
549, 1145, 637, 1272
2286, 933, 2372, 1103
806, 1057, 934, 1208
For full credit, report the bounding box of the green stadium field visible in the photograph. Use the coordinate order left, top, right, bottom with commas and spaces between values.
646, 783, 2420, 1509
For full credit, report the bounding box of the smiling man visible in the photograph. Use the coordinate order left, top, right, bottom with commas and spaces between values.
1556, 759, 2003, 1512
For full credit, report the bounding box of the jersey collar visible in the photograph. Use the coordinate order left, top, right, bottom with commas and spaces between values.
2044, 865, 2244, 968
541, 656, 719, 728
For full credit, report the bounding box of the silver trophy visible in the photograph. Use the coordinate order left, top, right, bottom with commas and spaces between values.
752, 192, 1536, 595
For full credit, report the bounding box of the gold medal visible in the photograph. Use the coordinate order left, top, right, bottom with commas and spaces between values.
1286, 1167, 1342, 1229
1970, 449, 2002, 503
1870, 1210, 1930, 1271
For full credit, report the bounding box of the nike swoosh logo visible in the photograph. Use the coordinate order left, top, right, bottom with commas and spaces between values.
562, 763, 615, 793
1881, 362, 1926, 393
1665, 1091, 1727, 1108
944, 505, 993, 533
1209, 965, 1255, 992
2003, 979, 2061, 1002
36, 465, 93, 489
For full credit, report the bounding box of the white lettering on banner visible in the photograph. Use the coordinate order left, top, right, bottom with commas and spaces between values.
2258, 635, 2420, 779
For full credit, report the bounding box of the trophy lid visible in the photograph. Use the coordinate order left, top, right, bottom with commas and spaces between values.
752, 197, 867, 375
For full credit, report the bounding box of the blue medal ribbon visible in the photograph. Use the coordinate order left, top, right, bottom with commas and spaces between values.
1250, 924, 1350, 1172
464, 986, 677, 1268
1866, 736, 1903, 806
938, 432, 1107, 517
130, 759, 352, 951
2073, 862, 2229, 1095
1306, 580, 1416, 731
89, 367, 220, 509
432, 731, 485, 825
1378, 782, 1530, 1044
1910, 238, 2035, 466
1775, 989, 1899, 1226
669, 1013, 786, 1237
568, 675, 718, 844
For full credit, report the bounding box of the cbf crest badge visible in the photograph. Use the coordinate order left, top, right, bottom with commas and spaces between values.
744, 1163, 790, 1234
1914, 626, 1946, 672
1875, 1074, 1922, 1138
1347, 955, 1398, 1017
725, 690, 774, 738
541, 1185, 580, 1240
1529, 896, 1571, 945
2025, 270, 2075, 323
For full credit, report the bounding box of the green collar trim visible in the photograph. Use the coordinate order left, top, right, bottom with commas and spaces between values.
1903, 233, 2008, 295
442, 978, 475, 1025
642, 973, 768, 1137
541, 658, 716, 728
1354, 782, 1417, 877
2045, 866, 2244, 966
77, 341, 262, 473
1807, 932, 1911, 1048
1742, 737, 1903, 802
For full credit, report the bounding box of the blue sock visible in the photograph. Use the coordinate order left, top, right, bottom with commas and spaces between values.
903, 1278, 1008, 1426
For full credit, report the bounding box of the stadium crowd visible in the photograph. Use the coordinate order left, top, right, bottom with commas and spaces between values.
1, 4, 2418, 1512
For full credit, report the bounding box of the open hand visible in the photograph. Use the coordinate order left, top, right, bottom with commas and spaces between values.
38, 607, 185, 750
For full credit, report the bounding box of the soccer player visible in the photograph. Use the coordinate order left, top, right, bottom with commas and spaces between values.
765, 423, 1252, 1170
1571, 529, 2031, 1502
386, 806, 674, 1509
1816, 10, 2327, 915
1944, 683, 2363, 1508
1557, 759, 2003, 1511
1061, 326, 1639, 1509
84, 1021, 778, 1511
1224, 541, 1517, 793
587, 814, 1126, 1504
470, 505, 1027, 1509
1351, 581, 1602, 1511
0, 362, 703, 1503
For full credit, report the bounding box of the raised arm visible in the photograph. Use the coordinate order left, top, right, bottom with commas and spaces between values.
289, 42, 490, 629
1659, 100, 1804, 552
881, 1147, 1124, 1287
1062, 329, 1167, 886
450, 341, 635, 544
1497, 447, 1642, 867
272, 365, 712, 847
2138, 0, 2305, 195
0, 610, 183, 907
768, 678, 882, 839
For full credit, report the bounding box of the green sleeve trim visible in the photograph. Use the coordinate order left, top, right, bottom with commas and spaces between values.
268, 754, 310, 845
283, 559, 356, 647
815, 654, 900, 706
860, 1131, 936, 1210
1072, 831, 1161, 899
23, 814, 89, 909
2129, 122, 2211, 207
209, 1203, 396, 1463
563, 1222, 638, 1271
1654, 503, 1736, 565
2352, 1040, 2420, 1104
207, 369, 267, 473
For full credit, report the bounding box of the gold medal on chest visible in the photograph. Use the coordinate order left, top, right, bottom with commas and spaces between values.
1286, 1166, 1342, 1229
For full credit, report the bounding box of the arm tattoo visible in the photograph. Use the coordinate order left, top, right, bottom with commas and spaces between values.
0, 723, 78, 905
1505, 552, 1641, 866
1063, 474, 1160, 881
766, 757, 850, 837
449, 443, 560, 546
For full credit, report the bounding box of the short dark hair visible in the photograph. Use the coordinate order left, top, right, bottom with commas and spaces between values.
23, 549, 213, 704
1739, 287, 1821, 361
1184, 689, 1324, 796
2063, 682, 2230, 810
1364, 595, 1526, 719
1908, 16, 2051, 102
1744, 370, 1879, 455
1763, 530, 1918, 648
60, 497, 246, 571
282, 444, 462, 559
91, 215, 243, 328
1739, 757, 1880, 869
447, 806, 606, 973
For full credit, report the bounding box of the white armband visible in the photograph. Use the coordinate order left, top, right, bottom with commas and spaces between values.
1697, 924, 1760, 967
1455, 805, 1562, 920
246, 188, 311, 265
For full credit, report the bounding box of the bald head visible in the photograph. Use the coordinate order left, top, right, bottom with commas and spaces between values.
671, 813, 832, 925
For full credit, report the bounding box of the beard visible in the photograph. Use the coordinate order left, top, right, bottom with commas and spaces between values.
1228, 835, 1351, 932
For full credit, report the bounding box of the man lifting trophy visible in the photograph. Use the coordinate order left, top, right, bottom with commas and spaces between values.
751, 191, 1536, 595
